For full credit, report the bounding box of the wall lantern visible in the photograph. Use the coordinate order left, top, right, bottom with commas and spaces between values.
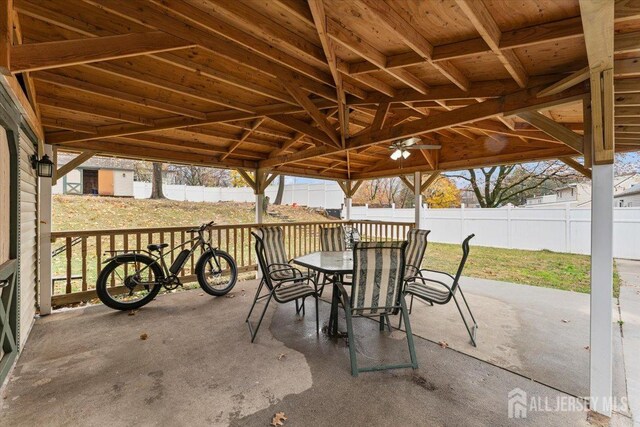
30, 154, 54, 178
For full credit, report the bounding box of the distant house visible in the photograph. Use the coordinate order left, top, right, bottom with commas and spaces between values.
53, 154, 135, 197
524, 174, 640, 208
615, 185, 640, 207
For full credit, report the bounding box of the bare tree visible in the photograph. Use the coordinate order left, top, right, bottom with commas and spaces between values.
274, 175, 285, 205
150, 162, 165, 199
448, 162, 577, 208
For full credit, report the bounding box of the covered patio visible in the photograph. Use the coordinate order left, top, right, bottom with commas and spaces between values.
0, 0, 638, 424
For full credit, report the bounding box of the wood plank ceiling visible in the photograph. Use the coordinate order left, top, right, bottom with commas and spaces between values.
4, 0, 640, 181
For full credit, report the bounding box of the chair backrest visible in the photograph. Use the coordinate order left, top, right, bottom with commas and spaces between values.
351, 241, 408, 315
252, 226, 289, 267
405, 228, 430, 278
452, 234, 475, 290
320, 226, 346, 251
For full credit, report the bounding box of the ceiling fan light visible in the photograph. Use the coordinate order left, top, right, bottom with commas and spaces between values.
390, 149, 402, 160
402, 150, 411, 159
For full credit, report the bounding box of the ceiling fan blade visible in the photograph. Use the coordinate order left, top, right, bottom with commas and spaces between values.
407, 144, 442, 150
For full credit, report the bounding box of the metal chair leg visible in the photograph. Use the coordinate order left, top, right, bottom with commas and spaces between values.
400, 297, 418, 369
458, 286, 478, 328
245, 278, 265, 323
384, 314, 392, 332
379, 314, 385, 331
344, 306, 358, 377
452, 293, 477, 347
248, 292, 274, 343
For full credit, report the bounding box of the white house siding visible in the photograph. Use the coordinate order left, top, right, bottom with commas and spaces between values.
18, 130, 37, 348
114, 170, 133, 196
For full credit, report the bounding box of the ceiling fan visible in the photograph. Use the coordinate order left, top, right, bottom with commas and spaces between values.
389, 137, 441, 160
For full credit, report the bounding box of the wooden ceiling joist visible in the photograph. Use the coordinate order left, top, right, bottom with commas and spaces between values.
10, 31, 194, 73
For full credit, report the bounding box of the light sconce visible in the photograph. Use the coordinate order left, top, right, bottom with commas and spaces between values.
30, 154, 54, 178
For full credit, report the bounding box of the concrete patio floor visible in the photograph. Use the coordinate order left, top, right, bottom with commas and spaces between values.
1, 275, 632, 426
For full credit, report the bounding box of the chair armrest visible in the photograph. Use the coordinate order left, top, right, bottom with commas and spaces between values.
404, 275, 454, 294
419, 268, 455, 281
267, 263, 305, 279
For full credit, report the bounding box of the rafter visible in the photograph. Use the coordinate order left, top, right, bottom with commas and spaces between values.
267, 114, 336, 147
220, 118, 264, 161
0, 0, 11, 71
455, 0, 528, 87
359, 0, 469, 91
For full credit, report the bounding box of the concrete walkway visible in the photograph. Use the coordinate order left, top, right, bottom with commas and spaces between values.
1, 280, 600, 426
617, 259, 640, 426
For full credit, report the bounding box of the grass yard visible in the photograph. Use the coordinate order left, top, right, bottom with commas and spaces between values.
424, 243, 620, 296
53, 195, 331, 231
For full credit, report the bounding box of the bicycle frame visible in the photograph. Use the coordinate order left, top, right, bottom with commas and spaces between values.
104, 227, 221, 286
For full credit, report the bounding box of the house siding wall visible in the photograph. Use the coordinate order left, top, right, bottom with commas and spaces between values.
18, 130, 37, 348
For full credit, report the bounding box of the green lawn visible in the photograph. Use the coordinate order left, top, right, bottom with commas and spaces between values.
423, 243, 619, 296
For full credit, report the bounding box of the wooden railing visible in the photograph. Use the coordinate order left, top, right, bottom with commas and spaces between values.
50, 220, 414, 306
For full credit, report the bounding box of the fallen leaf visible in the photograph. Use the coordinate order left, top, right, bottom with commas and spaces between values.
128, 310, 137, 316
438, 341, 449, 349
199, 293, 204, 296
270, 412, 287, 426
225, 293, 235, 298
584, 345, 590, 350
277, 353, 286, 361
140, 333, 148, 340
561, 319, 570, 323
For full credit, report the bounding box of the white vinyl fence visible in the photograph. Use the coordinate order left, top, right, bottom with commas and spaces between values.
133, 181, 345, 209
351, 205, 640, 260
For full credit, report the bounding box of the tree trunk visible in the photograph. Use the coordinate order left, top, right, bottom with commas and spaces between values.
274, 175, 285, 205
150, 162, 165, 199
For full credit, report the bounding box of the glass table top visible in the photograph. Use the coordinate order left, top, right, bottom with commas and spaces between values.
293, 251, 353, 274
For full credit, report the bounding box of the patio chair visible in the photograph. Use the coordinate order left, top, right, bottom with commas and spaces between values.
334, 241, 418, 376
402, 234, 478, 347
404, 228, 431, 279
317, 226, 349, 296
246, 227, 319, 343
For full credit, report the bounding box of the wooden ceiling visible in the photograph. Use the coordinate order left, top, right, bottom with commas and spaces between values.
3, 0, 640, 181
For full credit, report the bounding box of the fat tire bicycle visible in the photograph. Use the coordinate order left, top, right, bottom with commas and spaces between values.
96, 221, 237, 310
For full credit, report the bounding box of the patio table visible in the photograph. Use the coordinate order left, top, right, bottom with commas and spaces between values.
293, 251, 352, 336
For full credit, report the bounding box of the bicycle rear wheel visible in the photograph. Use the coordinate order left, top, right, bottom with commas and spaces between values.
196, 250, 237, 296
96, 254, 164, 311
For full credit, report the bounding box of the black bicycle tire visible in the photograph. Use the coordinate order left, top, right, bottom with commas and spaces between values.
196, 250, 237, 296
96, 254, 164, 311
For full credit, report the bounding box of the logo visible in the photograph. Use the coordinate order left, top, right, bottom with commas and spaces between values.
508, 388, 528, 419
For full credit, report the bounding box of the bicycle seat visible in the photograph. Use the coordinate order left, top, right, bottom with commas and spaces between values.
147, 243, 169, 252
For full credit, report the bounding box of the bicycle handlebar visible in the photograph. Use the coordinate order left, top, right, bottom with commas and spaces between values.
188, 221, 216, 234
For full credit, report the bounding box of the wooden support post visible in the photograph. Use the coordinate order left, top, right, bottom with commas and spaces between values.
414, 171, 423, 229
338, 179, 362, 220
39, 144, 53, 315
0, 0, 12, 72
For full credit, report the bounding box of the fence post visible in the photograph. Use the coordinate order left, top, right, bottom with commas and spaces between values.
460, 204, 465, 242
507, 205, 512, 248
565, 203, 571, 253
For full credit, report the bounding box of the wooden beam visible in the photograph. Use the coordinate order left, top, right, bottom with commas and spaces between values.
267, 114, 336, 147
236, 169, 257, 192
0, 0, 12, 71
38, 95, 154, 126
0, 69, 44, 143
327, 18, 430, 94
560, 157, 592, 179
283, 78, 341, 147
455, 0, 528, 87
516, 112, 583, 152
308, 0, 348, 144
370, 102, 391, 131
358, 0, 469, 91
54, 151, 95, 184
10, 31, 194, 73
220, 118, 264, 161
421, 172, 441, 193
399, 175, 415, 193
536, 66, 591, 98
347, 83, 587, 149
581, 0, 614, 70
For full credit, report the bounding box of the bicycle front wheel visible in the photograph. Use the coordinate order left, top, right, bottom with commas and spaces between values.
96, 254, 164, 311
196, 250, 237, 296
